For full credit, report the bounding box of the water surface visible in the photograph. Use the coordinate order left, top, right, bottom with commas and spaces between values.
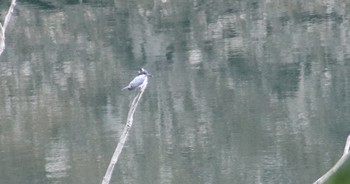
0, 0, 349, 184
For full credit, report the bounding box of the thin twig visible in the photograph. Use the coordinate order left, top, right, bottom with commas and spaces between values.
2, 0, 16, 32
0, 0, 16, 56
343, 134, 350, 155
313, 134, 350, 184
101, 78, 148, 184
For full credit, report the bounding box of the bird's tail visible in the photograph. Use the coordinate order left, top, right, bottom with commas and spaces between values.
121, 86, 129, 91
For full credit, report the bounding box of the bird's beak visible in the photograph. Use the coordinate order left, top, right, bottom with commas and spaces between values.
148, 74, 153, 77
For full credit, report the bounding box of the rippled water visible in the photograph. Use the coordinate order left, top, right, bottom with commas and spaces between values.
0, 0, 349, 184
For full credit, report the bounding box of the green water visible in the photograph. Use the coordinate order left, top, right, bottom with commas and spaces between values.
0, 0, 349, 183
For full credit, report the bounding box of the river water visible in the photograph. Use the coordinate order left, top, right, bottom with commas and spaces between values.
0, 0, 349, 184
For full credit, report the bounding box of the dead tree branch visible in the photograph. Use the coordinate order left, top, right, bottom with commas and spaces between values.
0, 0, 16, 56
101, 79, 149, 184
313, 134, 350, 184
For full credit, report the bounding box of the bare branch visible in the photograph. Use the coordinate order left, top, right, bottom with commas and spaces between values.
0, 0, 17, 56
101, 78, 149, 184
344, 134, 350, 155
313, 134, 350, 184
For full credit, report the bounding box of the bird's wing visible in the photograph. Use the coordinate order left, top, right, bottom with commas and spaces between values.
129, 75, 146, 89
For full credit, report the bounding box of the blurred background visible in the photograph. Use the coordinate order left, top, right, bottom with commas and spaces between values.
0, 0, 349, 183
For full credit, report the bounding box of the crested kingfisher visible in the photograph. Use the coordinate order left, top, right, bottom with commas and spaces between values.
122, 68, 152, 91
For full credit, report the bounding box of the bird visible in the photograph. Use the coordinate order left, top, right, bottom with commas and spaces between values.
122, 68, 152, 91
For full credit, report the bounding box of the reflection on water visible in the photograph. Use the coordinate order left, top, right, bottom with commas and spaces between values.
45, 138, 70, 181
0, 0, 350, 184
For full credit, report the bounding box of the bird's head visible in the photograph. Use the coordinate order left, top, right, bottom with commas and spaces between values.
138, 68, 153, 77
